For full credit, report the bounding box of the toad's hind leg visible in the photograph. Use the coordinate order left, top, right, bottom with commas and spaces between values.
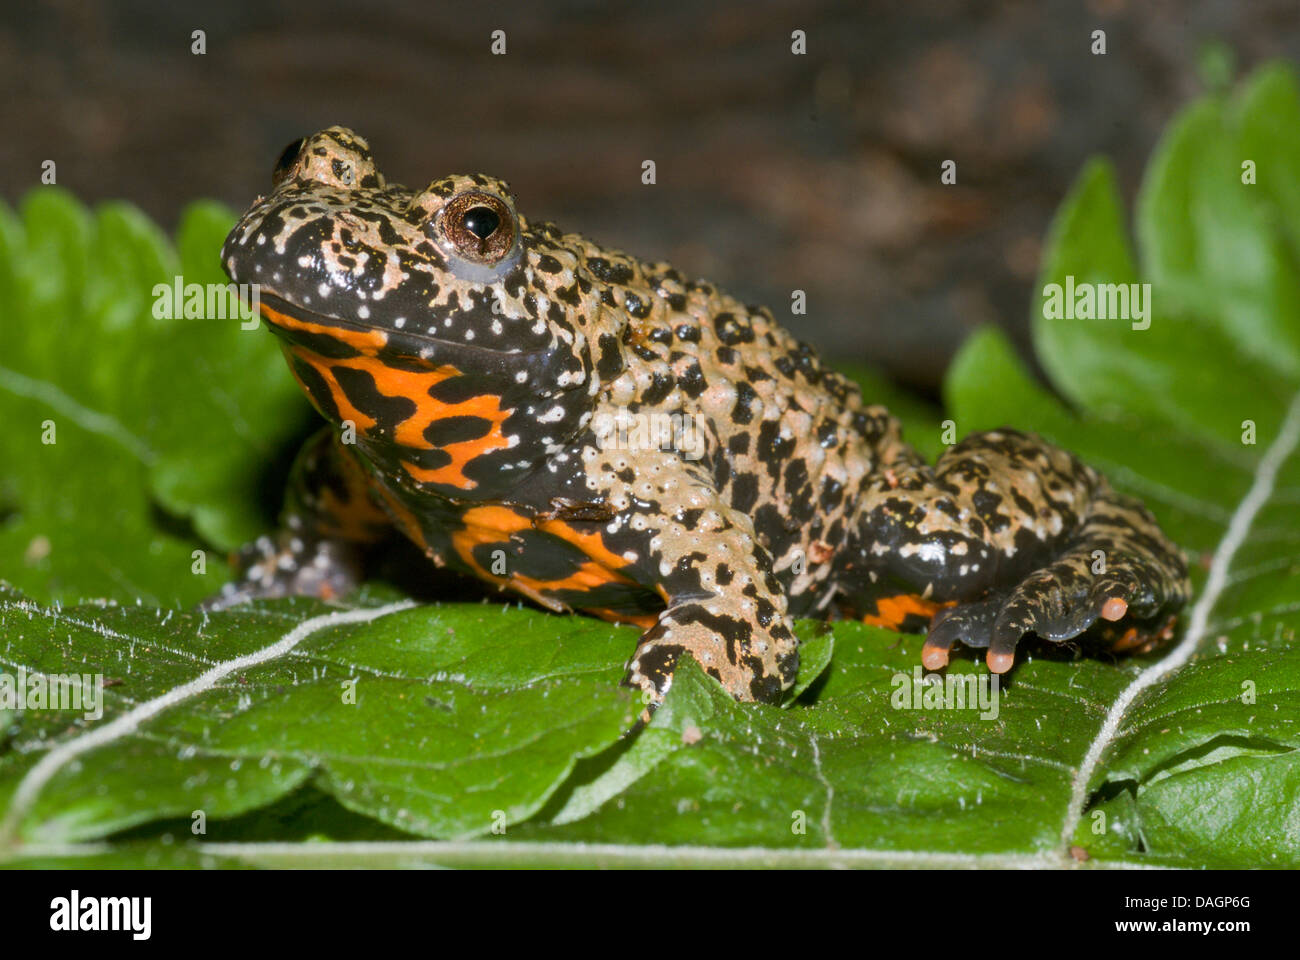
858, 429, 1190, 672
202, 427, 393, 609
922, 482, 1188, 670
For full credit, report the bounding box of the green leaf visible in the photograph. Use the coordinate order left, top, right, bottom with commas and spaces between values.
0, 585, 637, 853
1, 841, 250, 870
539, 620, 834, 829
517, 627, 1138, 860
0, 192, 307, 607
1140, 72, 1300, 382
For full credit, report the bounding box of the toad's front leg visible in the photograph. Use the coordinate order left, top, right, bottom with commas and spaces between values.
601, 455, 800, 708
202, 428, 393, 610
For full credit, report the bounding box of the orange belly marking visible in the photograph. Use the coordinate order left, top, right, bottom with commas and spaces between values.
862, 594, 955, 631
582, 607, 659, 629
266, 302, 512, 491
450, 506, 640, 610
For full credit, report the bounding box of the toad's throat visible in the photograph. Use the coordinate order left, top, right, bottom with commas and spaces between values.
254, 292, 551, 365
257, 297, 518, 492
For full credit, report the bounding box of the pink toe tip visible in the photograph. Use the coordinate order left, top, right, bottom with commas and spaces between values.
1101, 597, 1128, 621
987, 651, 1015, 674
921, 646, 949, 670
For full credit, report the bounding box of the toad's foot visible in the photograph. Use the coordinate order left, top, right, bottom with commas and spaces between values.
200, 530, 365, 611
920, 486, 1190, 672
622, 601, 799, 712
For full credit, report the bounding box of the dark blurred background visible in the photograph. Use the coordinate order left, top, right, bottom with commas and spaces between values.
4, 0, 1298, 390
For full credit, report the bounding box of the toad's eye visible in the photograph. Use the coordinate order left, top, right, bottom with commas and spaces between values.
431, 191, 516, 266
462, 206, 500, 241
271, 137, 306, 187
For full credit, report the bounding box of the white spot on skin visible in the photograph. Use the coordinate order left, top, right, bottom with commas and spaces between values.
898, 541, 946, 565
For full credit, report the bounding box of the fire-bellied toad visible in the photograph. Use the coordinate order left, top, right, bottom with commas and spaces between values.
212, 126, 1190, 707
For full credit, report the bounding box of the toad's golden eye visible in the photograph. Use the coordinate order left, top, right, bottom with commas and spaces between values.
432, 191, 516, 265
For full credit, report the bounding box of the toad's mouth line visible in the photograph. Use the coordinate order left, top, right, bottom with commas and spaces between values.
253, 291, 550, 362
